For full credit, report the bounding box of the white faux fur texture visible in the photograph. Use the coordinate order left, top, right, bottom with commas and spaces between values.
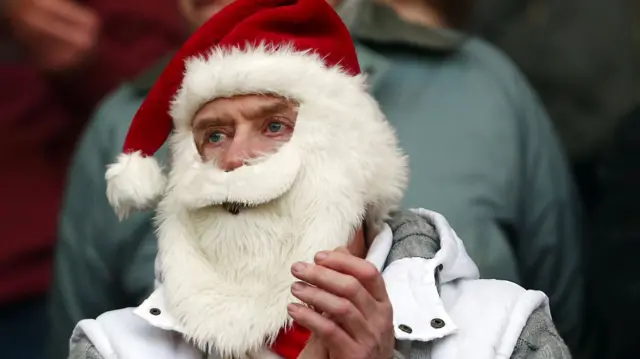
168, 44, 408, 223
156, 196, 351, 358
168, 130, 303, 210
155, 44, 410, 356
171, 44, 366, 130
105, 151, 166, 219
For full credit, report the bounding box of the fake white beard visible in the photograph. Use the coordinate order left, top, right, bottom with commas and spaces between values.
156, 90, 408, 357
156, 147, 363, 358
167, 130, 303, 211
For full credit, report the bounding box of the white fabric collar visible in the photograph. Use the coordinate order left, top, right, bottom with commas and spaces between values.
134, 208, 479, 344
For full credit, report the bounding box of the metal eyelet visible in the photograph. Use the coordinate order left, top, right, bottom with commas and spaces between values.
431, 318, 445, 329
398, 324, 413, 333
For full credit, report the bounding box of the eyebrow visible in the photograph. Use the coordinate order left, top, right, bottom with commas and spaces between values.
193, 99, 294, 132
192, 115, 231, 133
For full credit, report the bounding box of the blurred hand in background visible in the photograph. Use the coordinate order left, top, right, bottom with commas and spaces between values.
5, 0, 100, 72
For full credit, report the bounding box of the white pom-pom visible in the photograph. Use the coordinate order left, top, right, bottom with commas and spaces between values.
106, 151, 166, 220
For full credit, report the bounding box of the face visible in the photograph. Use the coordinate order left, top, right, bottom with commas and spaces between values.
179, 0, 344, 30
178, 0, 235, 30
156, 36, 408, 355
192, 95, 297, 172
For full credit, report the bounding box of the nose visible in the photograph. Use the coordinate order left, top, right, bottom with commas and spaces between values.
219, 135, 259, 172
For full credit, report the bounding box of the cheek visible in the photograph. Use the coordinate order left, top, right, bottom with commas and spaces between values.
260, 132, 293, 153
201, 144, 223, 162
254, 140, 278, 155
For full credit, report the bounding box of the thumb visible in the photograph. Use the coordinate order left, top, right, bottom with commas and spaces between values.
334, 246, 350, 254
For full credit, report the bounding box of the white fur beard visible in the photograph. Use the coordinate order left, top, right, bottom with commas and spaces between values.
156, 81, 408, 357
156, 191, 355, 358
168, 130, 303, 211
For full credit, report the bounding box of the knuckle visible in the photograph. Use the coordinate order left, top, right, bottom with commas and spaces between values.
341, 276, 361, 297
359, 262, 380, 281
334, 298, 352, 316
318, 320, 339, 339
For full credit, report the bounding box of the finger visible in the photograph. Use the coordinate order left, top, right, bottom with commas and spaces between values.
42, 0, 98, 28
287, 303, 356, 353
291, 262, 377, 318
315, 250, 389, 302
335, 246, 350, 254
31, 2, 97, 47
24, 12, 94, 49
291, 281, 370, 340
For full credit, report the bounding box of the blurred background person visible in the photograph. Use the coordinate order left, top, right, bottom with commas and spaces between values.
472, 0, 635, 166
590, 105, 640, 359
470, 1, 638, 358
48, 0, 583, 357
45, 0, 222, 357
0, 0, 183, 358
345, 0, 583, 351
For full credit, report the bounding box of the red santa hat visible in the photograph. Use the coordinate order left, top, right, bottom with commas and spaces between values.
105, 0, 365, 218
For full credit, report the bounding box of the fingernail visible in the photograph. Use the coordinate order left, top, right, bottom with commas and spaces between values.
292, 262, 307, 274
291, 282, 304, 293
287, 303, 299, 313
315, 251, 328, 262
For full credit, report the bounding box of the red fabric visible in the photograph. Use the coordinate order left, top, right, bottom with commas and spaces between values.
122, 0, 360, 158
271, 322, 312, 359
0, 0, 183, 304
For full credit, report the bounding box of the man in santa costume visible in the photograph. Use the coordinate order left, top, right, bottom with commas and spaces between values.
68, 0, 570, 358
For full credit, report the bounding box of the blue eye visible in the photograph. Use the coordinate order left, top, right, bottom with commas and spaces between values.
267, 122, 283, 133
208, 131, 225, 143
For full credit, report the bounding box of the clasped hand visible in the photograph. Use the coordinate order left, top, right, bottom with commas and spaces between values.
288, 247, 395, 359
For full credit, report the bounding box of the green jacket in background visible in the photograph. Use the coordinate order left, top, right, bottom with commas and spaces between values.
48, 2, 583, 358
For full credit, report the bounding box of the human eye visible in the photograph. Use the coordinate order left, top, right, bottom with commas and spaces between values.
266, 121, 284, 133
207, 131, 226, 144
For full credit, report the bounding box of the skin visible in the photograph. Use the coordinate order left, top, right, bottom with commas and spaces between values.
192, 94, 396, 358
376, 0, 450, 28
182, 1, 461, 357
191, 94, 297, 171
4, 0, 100, 72
291, 235, 396, 359
177, 0, 458, 38
178, 0, 344, 31
177, 0, 235, 30
183, 0, 400, 356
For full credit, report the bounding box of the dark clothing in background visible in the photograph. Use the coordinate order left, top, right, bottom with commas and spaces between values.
472, 0, 636, 161
471, 3, 639, 358
589, 106, 640, 359
0, 0, 183, 305
0, 296, 48, 359
632, 0, 640, 100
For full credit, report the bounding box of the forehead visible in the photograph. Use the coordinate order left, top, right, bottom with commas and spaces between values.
193, 94, 293, 121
